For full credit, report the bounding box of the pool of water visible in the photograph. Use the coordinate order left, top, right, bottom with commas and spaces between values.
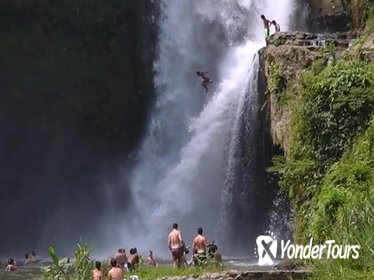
0, 264, 42, 280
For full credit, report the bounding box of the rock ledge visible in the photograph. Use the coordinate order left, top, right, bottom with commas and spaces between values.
158, 269, 310, 280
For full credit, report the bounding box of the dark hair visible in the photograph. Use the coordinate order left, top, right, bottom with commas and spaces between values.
271, 20, 276, 24
260, 15, 265, 19
130, 248, 136, 255
196, 71, 201, 76
110, 258, 117, 267
31, 250, 37, 256
173, 223, 178, 229
117, 248, 122, 253
25, 253, 29, 259
198, 227, 203, 235
8, 258, 14, 265
149, 250, 153, 255
95, 261, 101, 270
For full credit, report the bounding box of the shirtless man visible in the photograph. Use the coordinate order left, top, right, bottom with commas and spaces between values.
6, 258, 16, 271
107, 258, 123, 280
193, 227, 208, 265
92, 261, 103, 280
193, 227, 208, 254
271, 20, 281, 33
25, 253, 33, 265
115, 248, 127, 268
127, 248, 140, 271
168, 223, 185, 268
196, 71, 212, 93
260, 15, 271, 39
30, 250, 39, 262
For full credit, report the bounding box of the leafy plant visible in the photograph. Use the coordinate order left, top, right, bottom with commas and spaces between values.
41, 242, 93, 280
273, 53, 374, 278
320, 42, 336, 55
268, 62, 288, 96
73, 242, 93, 280
298, 60, 374, 163
41, 246, 71, 280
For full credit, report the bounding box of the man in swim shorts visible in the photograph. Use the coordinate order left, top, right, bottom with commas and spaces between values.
168, 223, 185, 268
260, 15, 271, 39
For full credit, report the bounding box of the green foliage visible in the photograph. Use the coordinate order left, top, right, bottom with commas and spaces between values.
42, 243, 93, 280
269, 49, 374, 277
298, 60, 374, 162
268, 62, 288, 96
40, 244, 224, 280
73, 243, 93, 280
320, 42, 336, 55
309, 117, 374, 242
42, 246, 71, 280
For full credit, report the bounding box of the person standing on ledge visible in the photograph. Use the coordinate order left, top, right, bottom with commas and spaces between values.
260, 15, 271, 39
271, 20, 281, 33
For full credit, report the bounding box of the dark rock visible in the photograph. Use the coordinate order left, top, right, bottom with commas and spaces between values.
267, 31, 359, 51
306, 0, 351, 32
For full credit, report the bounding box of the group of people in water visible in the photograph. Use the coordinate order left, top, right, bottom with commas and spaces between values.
2, 223, 220, 280
93, 247, 154, 280
93, 223, 221, 280
2, 250, 39, 271
196, 15, 280, 93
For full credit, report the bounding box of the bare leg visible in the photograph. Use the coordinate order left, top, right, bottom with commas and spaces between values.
202, 81, 209, 92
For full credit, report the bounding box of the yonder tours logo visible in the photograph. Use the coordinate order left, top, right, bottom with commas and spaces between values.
254, 233, 361, 266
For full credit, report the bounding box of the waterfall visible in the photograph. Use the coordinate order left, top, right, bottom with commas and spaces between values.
120, 0, 294, 257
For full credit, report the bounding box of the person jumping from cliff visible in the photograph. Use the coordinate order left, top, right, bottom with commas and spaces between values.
260, 15, 271, 39
196, 71, 212, 93
271, 20, 281, 33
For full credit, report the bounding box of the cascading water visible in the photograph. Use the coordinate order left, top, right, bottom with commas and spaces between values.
121, 0, 294, 257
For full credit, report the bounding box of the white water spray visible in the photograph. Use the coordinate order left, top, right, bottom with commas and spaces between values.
121, 0, 294, 257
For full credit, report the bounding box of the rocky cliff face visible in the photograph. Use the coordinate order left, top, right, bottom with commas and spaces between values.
303, 0, 369, 31
259, 31, 365, 153
307, 0, 348, 31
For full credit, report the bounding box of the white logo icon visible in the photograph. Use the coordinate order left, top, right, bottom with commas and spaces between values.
254, 233, 360, 265
256, 235, 278, 266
